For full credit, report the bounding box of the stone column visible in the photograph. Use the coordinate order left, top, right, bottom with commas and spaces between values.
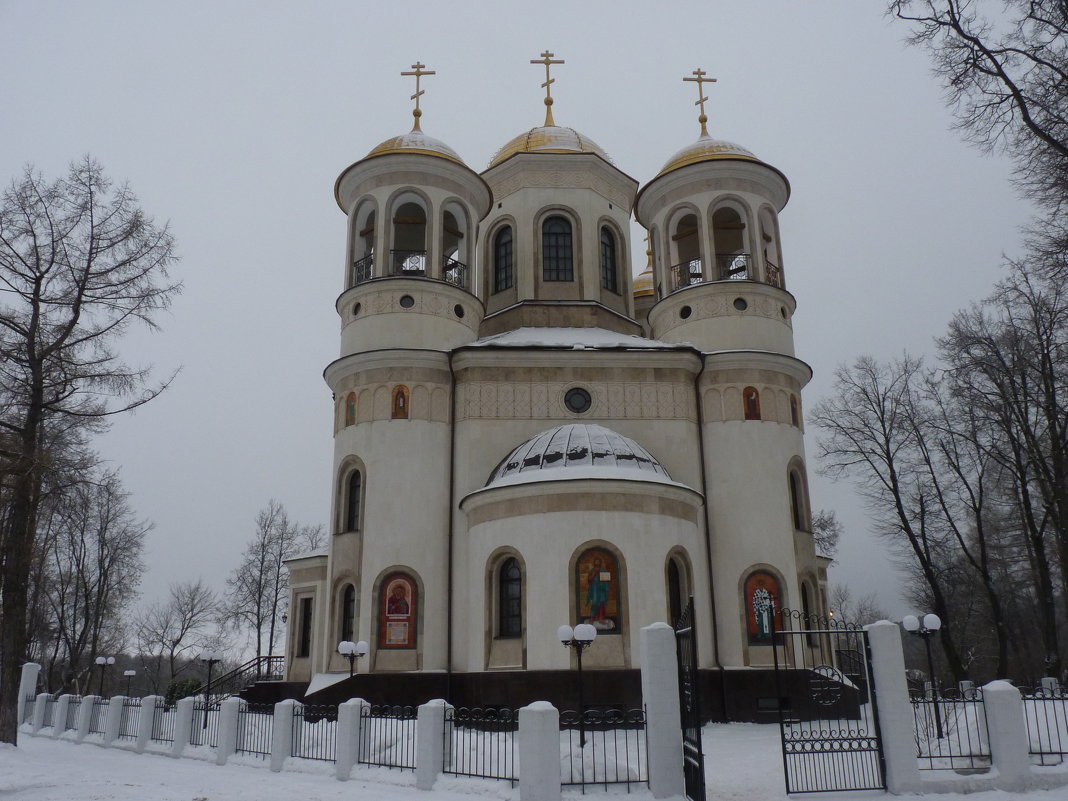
216, 697, 242, 765
416, 699, 450, 791
640, 622, 685, 798
17, 663, 41, 726
519, 701, 561, 801
135, 696, 160, 753
270, 699, 297, 773
864, 620, 923, 794
31, 693, 50, 734
171, 697, 195, 758
51, 695, 72, 739
983, 680, 1030, 792
103, 695, 126, 746
335, 697, 369, 781
76, 694, 99, 743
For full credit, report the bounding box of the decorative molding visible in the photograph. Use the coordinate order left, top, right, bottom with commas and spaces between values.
454, 379, 695, 421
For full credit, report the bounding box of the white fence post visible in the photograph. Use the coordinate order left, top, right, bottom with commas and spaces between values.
270, 699, 296, 773
76, 694, 98, 743
136, 696, 160, 753
216, 697, 242, 765
103, 695, 126, 746
336, 697, 368, 781
17, 663, 41, 725
864, 620, 923, 794
640, 622, 685, 798
31, 692, 50, 734
983, 680, 1030, 792
416, 699, 450, 791
51, 694, 72, 739
171, 697, 195, 758
519, 701, 561, 801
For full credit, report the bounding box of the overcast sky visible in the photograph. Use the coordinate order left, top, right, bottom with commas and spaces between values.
0, 1, 1035, 621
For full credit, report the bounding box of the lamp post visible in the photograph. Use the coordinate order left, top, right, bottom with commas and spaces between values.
94, 656, 115, 697
123, 669, 137, 697
902, 613, 943, 738
337, 640, 369, 678
558, 622, 597, 747
199, 650, 223, 729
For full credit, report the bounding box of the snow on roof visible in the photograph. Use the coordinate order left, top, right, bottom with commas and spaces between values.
468, 326, 690, 350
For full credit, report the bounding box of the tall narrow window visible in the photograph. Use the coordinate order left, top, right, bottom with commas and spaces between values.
789, 471, 806, 530
493, 226, 513, 293
341, 584, 356, 642
743, 387, 761, 420
790, 395, 800, 427
346, 471, 362, 531
667, 559, 683, 626
542, 216, 573, 282
298, 597, 313, 658
600, 227, 618, 293
498, 557, 522, 638
345, 392, 357, 426
392, 385, 409, 419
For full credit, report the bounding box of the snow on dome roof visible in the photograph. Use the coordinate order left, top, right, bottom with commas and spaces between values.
469, 326, 686, 350
364, 129, 466, 166
656, 133, 758, 178
487, 424, 671, 487
487, 125, 611, 169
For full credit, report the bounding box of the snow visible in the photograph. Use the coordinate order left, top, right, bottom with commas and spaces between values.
468, 327, 689, 350
4, 723, 1067, 800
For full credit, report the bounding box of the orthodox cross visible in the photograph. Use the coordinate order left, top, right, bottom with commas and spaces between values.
401, 62, 436, 131
683, 68, 716, 137
531, 50, 564, 126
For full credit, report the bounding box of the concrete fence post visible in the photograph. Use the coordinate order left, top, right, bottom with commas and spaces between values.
216, 697, 242, 765
270, 699, 297, 773
1041, 676, 1059, 694
76, 694, 99, 743
519, 701, 561, 801
640, 622, 685, 798
103, 695, 126, 746
17, 663, 41, 726
983, 680, 1030, 792
171, 697, 196, 758
136, 696, 161, 753
416, 699, 450, 791
51, 694, 72, 739
864, 620, 923, 794
31, 692, 50, 734
335, 697, 369, 781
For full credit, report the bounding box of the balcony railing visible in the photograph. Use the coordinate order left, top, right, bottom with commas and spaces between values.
351, 254, 374, 285
671, 259, 704, 291
391, 250, 427, 275
715, 253, 750, 281
766, 262, 782, 288
443, 257, 467, 289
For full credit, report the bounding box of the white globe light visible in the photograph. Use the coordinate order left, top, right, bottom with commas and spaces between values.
901, 615, 920, 632
106, 657, 116, 665
923, 613, 942, 632
557, 624, 575, 643
574, 623, 598, 642
338, 641, 355, 656
95, 656, 106, 666
123, 670, 136, 677
355, 640, 369, 656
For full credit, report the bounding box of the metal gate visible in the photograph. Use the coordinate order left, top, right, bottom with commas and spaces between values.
674, 597, 706, 801
772, 608, 885, 793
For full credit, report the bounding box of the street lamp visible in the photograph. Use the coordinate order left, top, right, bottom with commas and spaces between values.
94, 656, 115, 697
123, 669, 137, 697
199, 650, 223, 729
559, 622, 598, 747
902, 613, 943, 738
337, 640, 369, 678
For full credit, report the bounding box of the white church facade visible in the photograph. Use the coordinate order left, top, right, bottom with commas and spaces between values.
284, 59, 830, 719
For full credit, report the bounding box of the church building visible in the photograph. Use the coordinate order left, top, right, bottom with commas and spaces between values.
283, 56, 830, 720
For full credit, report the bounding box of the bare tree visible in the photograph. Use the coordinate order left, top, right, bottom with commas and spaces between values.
0, 159, 180, 743
830, 584, 889, 627
135, 579, 218, 694
811, 509, 843, 560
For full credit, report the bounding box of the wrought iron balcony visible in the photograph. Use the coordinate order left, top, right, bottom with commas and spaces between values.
671, 259, 703, 292
391, 249, 427, 276
351, 254, 375, 286
766, 262, 782, 288
715, 253, 750, 281
443, 257, 467, 288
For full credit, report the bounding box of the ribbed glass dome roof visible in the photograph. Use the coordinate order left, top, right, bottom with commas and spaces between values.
487, 424, 670, 486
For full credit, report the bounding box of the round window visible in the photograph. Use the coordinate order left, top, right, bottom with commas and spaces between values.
564, 387, 592, 414
399, 295, 415, 309
454, 304, 465, 318
733, 297, 748, 311
352, 302, 362, 317
680, 305, 692, 320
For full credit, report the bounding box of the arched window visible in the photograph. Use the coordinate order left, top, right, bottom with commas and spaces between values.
340, 584, 356, 642
788, 469, 809, 531
344, 392, 357, 426
790, 395, 800, 427
600, 227, 618, 293
391, 201, 427, 274
391, 385, 409, 419
345, 470, 362, 532
712, 206, 750, 280
670, 212, 701, 290
498, 557, 522, 638
743, 387, 761, 420
493, 226, 513, 293
575, 547, 621, 634
542, 216, 573, 282
744, 571, 780, 644
378, 572, 417, 649
667, 559, 683, 626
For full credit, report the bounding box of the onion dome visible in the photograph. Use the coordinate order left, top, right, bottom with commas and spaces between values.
633, 266, 655, 298
488, 125, 611, 169
487, 424, 671, 487
363, 129, 466, 166
656, 134, 758, 178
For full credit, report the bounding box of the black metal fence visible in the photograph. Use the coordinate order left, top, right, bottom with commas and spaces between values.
23, 694, 36, 724
443, 707, 517, 785
358, 705, 417, 771
89, 697, 109, 734
911, 687, 990, 771
236, 703, 273, 758
291, 704, 337, 762
559, 708, 648, 792
189, 700, 220, 747
1022, 685, 1068, 765
150, 700, 176, 744
41, 695, 55, 728
64, 697, 82, 731
118, 697, 141, 741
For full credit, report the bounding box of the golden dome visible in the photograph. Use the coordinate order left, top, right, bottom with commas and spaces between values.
633, 266, 655, 298
656, 134, 758, 178
488, 125, 611, 169
364, 129, 465, 166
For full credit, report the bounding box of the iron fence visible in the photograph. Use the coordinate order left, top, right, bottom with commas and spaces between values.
443, 706, 517, 785
23, 694, 36, 725
150, 700, 176, 744
358, 704, 417, 771
236, 702, 274, 758
670, 259, 703, 291
443, 257, 467, 288
64, 696, 82, 731
390, 250, 426, 275
291, 704, 337, 762
89, 697, 109, 734
118, 697, 141, 741
911, 687, 990, 771
1022, 685, 1068, 765
715, 253, 750, 280
42, 695, 56, 728
352, 254, 374, 285
560, 708, 648, 793
189, 700, 220, 747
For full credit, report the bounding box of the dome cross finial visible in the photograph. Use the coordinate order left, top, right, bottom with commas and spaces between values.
401, 61, 436, 132
530, 50, 564, 127
683, 68, 717, 137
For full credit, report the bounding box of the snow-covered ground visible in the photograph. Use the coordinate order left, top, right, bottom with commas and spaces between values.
3, 723, 1067, 800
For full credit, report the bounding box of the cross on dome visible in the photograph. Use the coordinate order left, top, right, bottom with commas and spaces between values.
683, 68, 717, 137
530, 50, 564, 127
401, 61, 436, 132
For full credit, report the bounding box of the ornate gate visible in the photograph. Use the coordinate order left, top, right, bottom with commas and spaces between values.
772, 608, 885, 793
674, 598, 706, 801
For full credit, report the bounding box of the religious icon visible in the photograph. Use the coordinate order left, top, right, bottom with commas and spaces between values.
379, 573, 416, 649
576, 548, 620, 632
745, 571, 780, 644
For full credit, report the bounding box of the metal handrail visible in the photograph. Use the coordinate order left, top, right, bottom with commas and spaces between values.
671, 259, 703, 291
390, 249, 427, 275
351, 254, 374, 285
190, 654, 285, 699
443, 257, 467, 288
715, 253, 750, 280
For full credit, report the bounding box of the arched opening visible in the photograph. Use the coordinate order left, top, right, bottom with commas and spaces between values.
378, 572, 417, 649
344, 392, 357, 427
600, 226, 619, 293
743, 386, 761, 420
497, 557, 522, 638
391, 201, 427, 275
712, 206, 749, 280
743, 570, 781, 645
670, 212, 701, 290
392, 385, 409, 419
788, 467, 810, 531
542, 216, 573, 282
351, 203, 376, 285
345, 470, 362, 532
493, 226, 513, 293
790, 395, 800, 427
340, 583, 356, 642
575, 546, 622, 634
759, 207, 783, 288
442, 205, 468, 287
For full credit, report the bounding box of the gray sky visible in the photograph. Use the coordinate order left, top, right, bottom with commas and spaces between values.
0, 1, 1035, 620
